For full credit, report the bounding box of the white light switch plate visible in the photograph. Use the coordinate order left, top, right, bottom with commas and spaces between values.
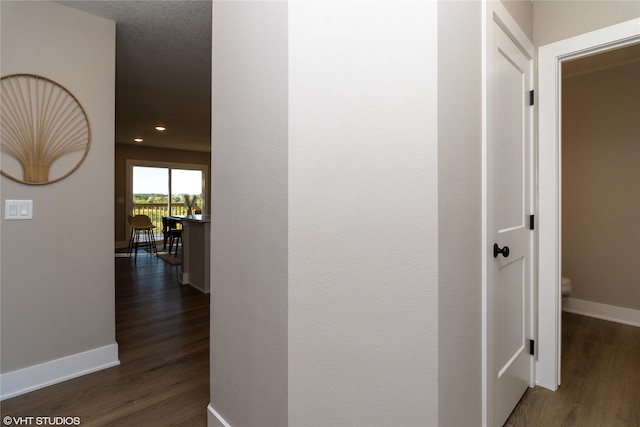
5, 200, 33, 220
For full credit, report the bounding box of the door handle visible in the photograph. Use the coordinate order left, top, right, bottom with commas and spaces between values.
493, 243, 510, 258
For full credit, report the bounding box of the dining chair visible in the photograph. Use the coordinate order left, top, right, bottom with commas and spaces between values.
162, 216, 182, 256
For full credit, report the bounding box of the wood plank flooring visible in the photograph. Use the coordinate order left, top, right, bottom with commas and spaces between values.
0, 252, 210, 426
505, 312, 640, 427
3, 255, 638, 427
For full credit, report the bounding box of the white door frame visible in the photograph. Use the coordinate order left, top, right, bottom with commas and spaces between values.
482, 2, 535, 426
537, 18, 640, 391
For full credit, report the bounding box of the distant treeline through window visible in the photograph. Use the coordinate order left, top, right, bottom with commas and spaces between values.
133, 194, 185, 204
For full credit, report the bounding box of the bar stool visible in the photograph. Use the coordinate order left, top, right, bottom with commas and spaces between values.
127, 214, 158, 260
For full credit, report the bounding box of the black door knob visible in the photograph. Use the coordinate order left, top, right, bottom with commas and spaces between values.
493, 243, 510, 258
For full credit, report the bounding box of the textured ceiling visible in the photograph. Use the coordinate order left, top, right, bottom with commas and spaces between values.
56, 0, 212, 152
53, 1, 639, 154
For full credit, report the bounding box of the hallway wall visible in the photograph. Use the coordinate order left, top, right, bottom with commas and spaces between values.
437, 1, 485, 425
288, 2, 439, 425
0, 0, 117, 396
209, 1, 440, 426
210, 2, 288, 426
209, 2, 531, 425
534, 0, 640, 46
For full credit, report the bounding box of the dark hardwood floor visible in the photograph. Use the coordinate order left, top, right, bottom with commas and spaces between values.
3, 256, 638, 427
505, 312, 640, 427
1, 251, 210, 426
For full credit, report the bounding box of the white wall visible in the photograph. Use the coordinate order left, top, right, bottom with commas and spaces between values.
209, 1, 544, 425
562, 60, 640, 311
289, 2, 438, 425
210, 1, 439, 426
0, 0, 116, 397
534, 0, 640, 46
437, 1, 484, 425
501, 0, 533, 41
210, 2, 288, 426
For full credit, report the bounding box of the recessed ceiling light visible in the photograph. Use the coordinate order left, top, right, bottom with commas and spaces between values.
155, 126, 166, 132
133, 138, 143, 143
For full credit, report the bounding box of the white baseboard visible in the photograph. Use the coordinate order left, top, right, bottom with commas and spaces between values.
563, 298, 640, 327
0, 343, 120, 400
207, 404, 232, 427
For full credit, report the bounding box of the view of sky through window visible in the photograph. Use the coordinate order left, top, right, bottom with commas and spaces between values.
133, 167, 168, 194
133, 166, 202, 195
171, 169, 202, 195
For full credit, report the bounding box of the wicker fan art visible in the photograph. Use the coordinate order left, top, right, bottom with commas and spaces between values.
1, 74, 91, 184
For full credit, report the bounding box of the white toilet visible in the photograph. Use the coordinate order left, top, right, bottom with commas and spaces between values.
561, 276, 573, 301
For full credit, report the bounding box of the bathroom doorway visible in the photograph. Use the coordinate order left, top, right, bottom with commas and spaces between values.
538, 19, 640, 391
561, 43, 640, 324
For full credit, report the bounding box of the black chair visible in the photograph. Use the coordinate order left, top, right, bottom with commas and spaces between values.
162, 216, 182, 256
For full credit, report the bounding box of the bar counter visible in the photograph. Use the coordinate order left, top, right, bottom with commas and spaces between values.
169, 214, 210, 293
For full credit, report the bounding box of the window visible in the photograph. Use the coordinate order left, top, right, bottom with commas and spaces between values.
126, 160, 207, 235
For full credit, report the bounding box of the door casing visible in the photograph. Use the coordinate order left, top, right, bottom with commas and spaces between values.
537, 18, 640, 391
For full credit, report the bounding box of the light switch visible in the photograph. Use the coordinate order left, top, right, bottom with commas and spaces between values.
5, 200, 33, 220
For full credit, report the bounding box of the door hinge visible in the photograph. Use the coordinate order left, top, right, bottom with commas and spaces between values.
529, 339, 535, 356
529, 214, 535, 230
529, 90, 535, 106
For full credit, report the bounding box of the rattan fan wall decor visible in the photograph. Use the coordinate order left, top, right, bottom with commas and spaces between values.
1, 73, 91, 184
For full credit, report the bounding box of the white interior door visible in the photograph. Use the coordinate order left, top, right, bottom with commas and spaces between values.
492, 23, 531, 423
484, 4, 534, 425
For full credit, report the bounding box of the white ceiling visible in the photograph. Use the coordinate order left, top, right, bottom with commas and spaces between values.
56, 0, 212, 152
